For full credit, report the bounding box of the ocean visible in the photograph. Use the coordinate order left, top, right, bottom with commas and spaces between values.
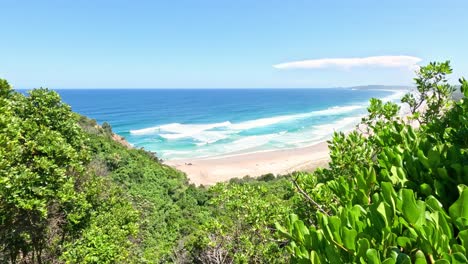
49, 88, 404, 160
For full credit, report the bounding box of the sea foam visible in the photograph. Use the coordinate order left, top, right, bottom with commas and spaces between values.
130, 104, 365, 139
128, 90, 403, 159
55, 88, 402, 160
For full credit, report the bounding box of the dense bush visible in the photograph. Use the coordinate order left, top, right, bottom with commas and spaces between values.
0, 82, 139, 263
188, 177, 296, 263
277, 62, 468, 263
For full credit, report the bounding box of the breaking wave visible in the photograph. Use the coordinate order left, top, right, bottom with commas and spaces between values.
130, 104, 366, 142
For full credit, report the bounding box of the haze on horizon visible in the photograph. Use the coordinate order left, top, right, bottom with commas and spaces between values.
1, 0, 467, 89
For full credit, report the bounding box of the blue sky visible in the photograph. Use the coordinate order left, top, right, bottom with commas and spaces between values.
1, 0, 467, 88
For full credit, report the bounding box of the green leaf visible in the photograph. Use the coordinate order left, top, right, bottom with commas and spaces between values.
460, 78, 468, 98
401, 189, 426, 226
459, 230, 468, 249
451, 252, 468, 264
275, 222, 292, 239
420, 183, 433, 196
342, 227, 357, 251
324, 216, 343, 244
396, 236, 412, 249
356, 238, 370, 261
449, 185, 468, 220
428, 149, 440, 168
426, 196, 446, 214
417, 150, 431, 169
414, 250, 427, 264
436, 167, 449, 180
396, 253, 412, 264
433, 260, 450, 264
451, 244, 466, 255
382, 258, 396, 264
455, 217, 468, 231
310, 250, 321, 264
293, 220, 309, 243
324, 244, 342, 263
366, 249, 381, 264
377, 201, 390, 226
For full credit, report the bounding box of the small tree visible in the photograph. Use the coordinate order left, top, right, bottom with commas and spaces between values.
0, 84, 87, 262
402, 61, 455, 124
101, 122, 113, 135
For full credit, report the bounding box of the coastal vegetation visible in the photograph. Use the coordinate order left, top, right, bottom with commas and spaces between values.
277, 61, 468, 263
0, 61, 467, 263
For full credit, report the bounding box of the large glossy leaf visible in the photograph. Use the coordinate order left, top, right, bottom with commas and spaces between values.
355, 238, 370, 262
414, 250, 427, 264
342, 227, 357, 251
366, 249, 381, 264
293, 220, 309, 243
310, 250, 321, 264
451, 252, 468, 264
396, 253, 411, 264
459, 230, 468, 249
401, 189, 426, 226
417, 150, 431, 170
449, 185, 468, 220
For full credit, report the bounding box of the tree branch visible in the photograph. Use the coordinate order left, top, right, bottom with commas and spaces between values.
291, 176, 330, 216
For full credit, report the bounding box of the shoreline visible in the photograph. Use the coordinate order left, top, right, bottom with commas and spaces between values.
154, 89, 410, 185
164, 140, 330, 186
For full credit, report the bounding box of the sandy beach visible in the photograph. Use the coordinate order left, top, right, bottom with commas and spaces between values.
164, 104, 417, 186
164, 141, 330, 186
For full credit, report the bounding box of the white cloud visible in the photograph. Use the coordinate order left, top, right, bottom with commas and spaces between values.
273, 55, 422, 70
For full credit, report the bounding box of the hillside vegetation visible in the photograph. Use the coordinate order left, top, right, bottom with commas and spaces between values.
0, 79, 296, 263
0, 61, 467, 263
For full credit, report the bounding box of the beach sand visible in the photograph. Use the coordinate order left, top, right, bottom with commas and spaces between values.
164, 141, 330, 186
163, 103, 418, 186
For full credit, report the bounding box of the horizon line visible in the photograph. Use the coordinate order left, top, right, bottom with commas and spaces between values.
15, 84, 414, 90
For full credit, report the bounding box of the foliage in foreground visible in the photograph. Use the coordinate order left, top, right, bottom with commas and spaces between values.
277, 61, 468, 263
0, 79, 295, 263
1, 61, 467, 263
0, 82, 139, 263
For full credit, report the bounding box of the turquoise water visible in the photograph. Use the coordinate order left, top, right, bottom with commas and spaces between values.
53, 88, 403, 160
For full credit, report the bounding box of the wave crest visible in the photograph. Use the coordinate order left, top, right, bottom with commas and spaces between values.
130, 104, 365, 141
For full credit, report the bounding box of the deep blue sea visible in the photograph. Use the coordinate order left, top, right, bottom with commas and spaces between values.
46, 88, 404, 160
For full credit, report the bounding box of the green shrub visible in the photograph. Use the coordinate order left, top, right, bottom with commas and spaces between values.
277, 62, 468, 263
